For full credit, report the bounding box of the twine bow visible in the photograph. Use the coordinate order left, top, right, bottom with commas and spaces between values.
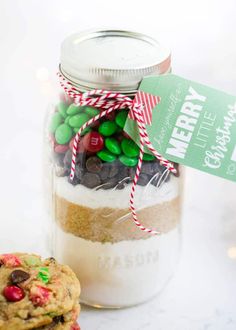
58, 73, 176, 235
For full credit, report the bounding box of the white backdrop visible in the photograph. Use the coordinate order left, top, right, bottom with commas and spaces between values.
0, 0, 235, 252
0, 1, 236, 329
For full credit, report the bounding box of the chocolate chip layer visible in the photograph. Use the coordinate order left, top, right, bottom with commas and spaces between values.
53, 151, 174, 190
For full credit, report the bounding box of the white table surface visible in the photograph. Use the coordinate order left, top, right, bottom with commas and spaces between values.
0, 0, 236, 328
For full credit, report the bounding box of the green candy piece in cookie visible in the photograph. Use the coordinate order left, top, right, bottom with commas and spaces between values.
105, 137, 121, 155
97, 149, 117, 162
55, 124, 73, 144
115, 110, 128, 128
57, 102, 68, 118
119, 154, 138, 167
66, 104, 83, 115
69, 113, 90, 128
49, 112, 64, 133
37, 267, 50, 284
25, 256, 41, 266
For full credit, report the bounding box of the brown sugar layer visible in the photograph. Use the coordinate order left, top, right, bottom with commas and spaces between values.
54, 194, 181, 243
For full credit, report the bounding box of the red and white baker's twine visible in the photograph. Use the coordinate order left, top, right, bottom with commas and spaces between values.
58, 72, 176, 235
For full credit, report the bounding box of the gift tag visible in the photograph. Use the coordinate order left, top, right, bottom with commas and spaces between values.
124, 74, 236, 182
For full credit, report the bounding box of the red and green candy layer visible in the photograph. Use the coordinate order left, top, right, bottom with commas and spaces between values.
49, 101, 155, 167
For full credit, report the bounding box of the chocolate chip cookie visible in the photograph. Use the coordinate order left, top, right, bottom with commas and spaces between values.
0, 253, 80, 330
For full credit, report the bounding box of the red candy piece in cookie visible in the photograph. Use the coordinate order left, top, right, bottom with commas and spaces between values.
82, 132, 104, 152
71, 323, 80, 330
30, 286, 50, 306
3, 285, 25, 302
0, 254, 21, 267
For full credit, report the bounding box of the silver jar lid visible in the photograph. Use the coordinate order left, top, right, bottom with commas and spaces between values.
60, 29, 171, 93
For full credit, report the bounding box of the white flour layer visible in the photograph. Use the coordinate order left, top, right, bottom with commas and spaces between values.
54, 226, 180, 307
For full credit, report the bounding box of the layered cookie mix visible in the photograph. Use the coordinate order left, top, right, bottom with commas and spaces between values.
50, 102, 180, 240
0, 253, 80, 330
49, 101, 182, 307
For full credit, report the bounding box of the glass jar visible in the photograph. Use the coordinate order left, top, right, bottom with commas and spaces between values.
46, 30, 183, 308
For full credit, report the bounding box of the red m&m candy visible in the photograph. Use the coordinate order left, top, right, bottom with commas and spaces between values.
82, 132, 104, 152
3, 285, 25, 302
30, 286, 50, 306
0, 254, 21, 267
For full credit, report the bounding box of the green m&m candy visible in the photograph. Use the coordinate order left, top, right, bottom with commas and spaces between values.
97, 149, 117, 162
37, 267, 50, 284
119, 155, 138, 167
121, 138, 139, 157
65, 116, 71, 125
57, 102, 67, 118
69, 113, 90, 128
66, 104, 83, 115
98, 121, 118, 136
143, 153, 155, 161
84, 106, 100, 117
49, 112, 64, 133
105, 138, 121, 155
55, 124, 73, 144
115, 110, 128, 128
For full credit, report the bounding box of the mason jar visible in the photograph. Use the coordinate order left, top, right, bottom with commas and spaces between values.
46, 30, 183, 308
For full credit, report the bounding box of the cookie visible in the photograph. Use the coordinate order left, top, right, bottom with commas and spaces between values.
0, 253, 80, 330
35, 305, 80, 330
37, 320, 80, 329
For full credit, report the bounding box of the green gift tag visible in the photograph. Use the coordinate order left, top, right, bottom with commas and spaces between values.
124, 74, 236, 182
